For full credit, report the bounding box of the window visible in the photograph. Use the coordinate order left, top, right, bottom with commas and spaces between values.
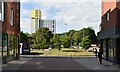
107, 12, 110, 21
17, 3, 19, 10
53, 21, 54, 24
53, 25, 54, 28
0, 1, 4, 21
0, 32, 2, 56
0, 1, 1, 13
53, 29, 54, 32
35, 10, 38, 17
10, 8, 14, 26
2, 33, 8, 56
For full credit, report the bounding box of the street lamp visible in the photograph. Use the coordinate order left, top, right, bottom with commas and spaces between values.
65, 23, 67, 32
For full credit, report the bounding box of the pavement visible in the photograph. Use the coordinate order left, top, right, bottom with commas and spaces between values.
1, 55, 120, 72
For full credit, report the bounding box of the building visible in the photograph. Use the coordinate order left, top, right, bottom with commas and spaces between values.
31, 10, 41, 33
97, 0, 120, 65
40, 20, 56, 34
0, 1, 20, 64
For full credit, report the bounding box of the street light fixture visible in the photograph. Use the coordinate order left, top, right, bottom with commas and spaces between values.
65, 23, 67, 32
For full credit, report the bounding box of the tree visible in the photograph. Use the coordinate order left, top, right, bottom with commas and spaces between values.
60, 35, 71, 48
72, 31, 80, 46
24, 32, 31, 37
20, 31, 28, 43
31, 27, 53, 50
51, 34, 61, 50
67, 30, 76, 46
79, 27, 97, 44
80, 36, 92, 50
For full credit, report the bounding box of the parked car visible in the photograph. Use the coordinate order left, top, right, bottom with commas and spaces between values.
87, 47, 94, 52
22, 42, 30, 54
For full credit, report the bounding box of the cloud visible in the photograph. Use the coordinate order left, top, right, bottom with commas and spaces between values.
21, 1, 101, 34
20, 0, 100, 2
20, 9, 30, 18
20, 18, 31, 33
46, 2, 101, 34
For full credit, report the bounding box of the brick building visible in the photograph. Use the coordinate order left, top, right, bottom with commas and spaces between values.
98, 0, 120, 65
0, 1, 20, 63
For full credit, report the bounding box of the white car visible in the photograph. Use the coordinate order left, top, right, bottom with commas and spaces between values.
87, 47, 94, 52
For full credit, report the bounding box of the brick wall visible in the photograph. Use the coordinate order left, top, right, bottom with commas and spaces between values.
101, 1, 120, 31
2, 2, 20, 36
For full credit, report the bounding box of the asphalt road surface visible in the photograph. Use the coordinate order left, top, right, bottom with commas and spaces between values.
19, 57, 89, 70
2, 57, 119, 72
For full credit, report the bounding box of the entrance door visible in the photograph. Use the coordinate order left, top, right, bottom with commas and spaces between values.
116, 38, 120, 65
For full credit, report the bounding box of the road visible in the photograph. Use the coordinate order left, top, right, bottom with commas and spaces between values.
2, 56, 119, 72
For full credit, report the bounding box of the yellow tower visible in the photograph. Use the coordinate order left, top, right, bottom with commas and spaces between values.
31, 10, 41, 33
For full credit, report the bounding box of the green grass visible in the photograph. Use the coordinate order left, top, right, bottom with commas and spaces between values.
30, 48, 95, 56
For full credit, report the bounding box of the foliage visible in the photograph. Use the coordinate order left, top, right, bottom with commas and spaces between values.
80, 36, 92, 50
31, 27, 53, 49
67, 30, 76, 46
24, 32, 31, 37
31, 27, 97, 50
61, 27, 97, 49
79, 27, 97, 44
20, 31, 28, 43
60, 35, 71, 48
51, 34, 61, 50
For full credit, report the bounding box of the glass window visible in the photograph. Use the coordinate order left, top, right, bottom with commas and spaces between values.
0, 32, 2, 57
14, 36, 18, 54
0, 46, 1, 56
2, 33, 8, 56
108, 39, 113, 61
107, 12, 110, 21
0, 1, 4, 21
0, 1, 2, 13
10, 8, 14, 26
9, 35, 14, 55
103, 40, 106, 58
17, 3, 19, 10
53, 29, 54, 32
53, 25, 54, 28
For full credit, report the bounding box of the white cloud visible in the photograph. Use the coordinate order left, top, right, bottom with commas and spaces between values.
40, 9, 48, 19
21, 0, 30, 3
20, 18, 31, 34
21, 1, 101, 34
20, 9, 30, 18
20, 0, 100, 2
45, 2, 101, 34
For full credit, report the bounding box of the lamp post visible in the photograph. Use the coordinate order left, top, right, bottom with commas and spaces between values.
65, 23, 67, 32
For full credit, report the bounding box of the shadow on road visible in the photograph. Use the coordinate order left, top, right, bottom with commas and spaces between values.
20, 55, 96, 60
21, 52, 44, 55
61, 50, 82, 52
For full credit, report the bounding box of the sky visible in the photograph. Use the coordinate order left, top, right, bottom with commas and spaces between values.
20, 0, 101, 35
